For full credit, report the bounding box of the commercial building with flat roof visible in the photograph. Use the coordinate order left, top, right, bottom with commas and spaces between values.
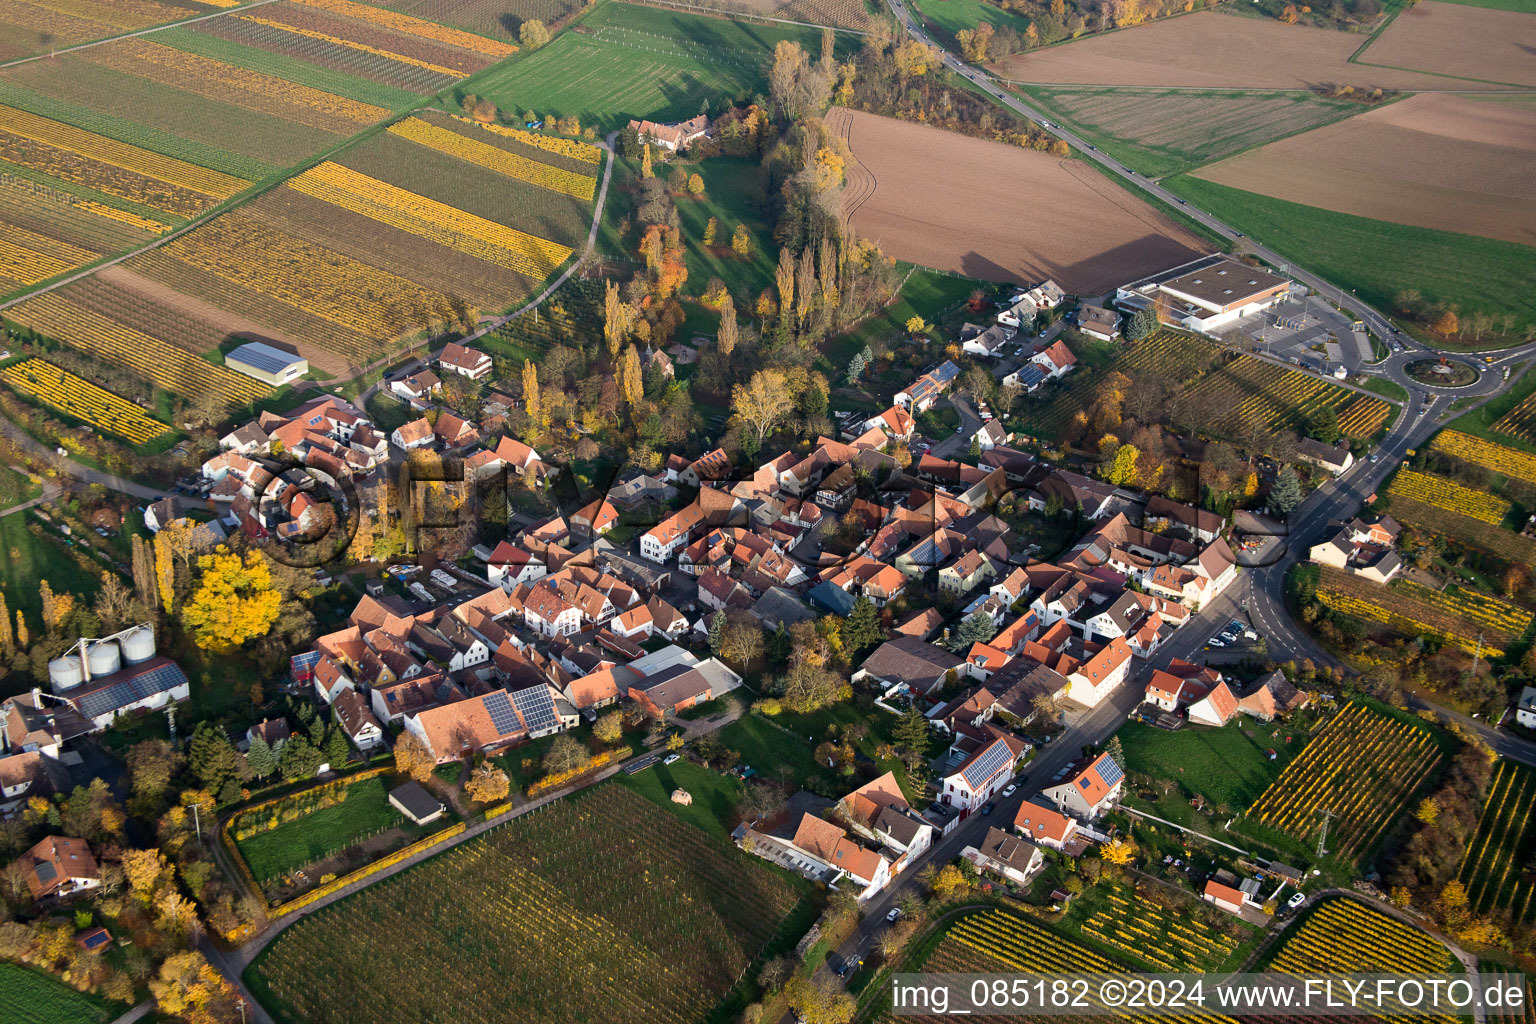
225, 342, 308, 386
1117, 255, 1291, 334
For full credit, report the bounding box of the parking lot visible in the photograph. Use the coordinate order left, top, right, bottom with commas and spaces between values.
1225, 289, 1387, 374
1201, 615, 1263, 656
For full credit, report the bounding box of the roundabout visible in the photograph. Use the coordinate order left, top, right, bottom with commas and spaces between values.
1405, 357, 1479, 388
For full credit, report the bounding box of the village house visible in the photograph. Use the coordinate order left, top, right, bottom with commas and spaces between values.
1309, 514, 1402, 582
1040, 752, 1124, 821
1203, 875, 1262, 916
1065, 637, 1134, 708
437, 341, 492, 380
1076, 304, 1121, 341
12, 835, 101, 901
938, 732, 1029, 812
1013, 800, 1080, 851
1186, 679, 1240, 727
629, 114, 710, 152
895, 360, 960, 413
1298, 438, 1355, 477
1031, 339, 1078, 379
852, 637, 963, 697
963, 826, 1044, 887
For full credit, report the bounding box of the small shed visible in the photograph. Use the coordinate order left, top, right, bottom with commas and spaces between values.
388, 781, 446, 826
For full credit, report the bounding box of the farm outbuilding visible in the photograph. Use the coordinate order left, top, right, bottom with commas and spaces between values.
225, 342, 308, 386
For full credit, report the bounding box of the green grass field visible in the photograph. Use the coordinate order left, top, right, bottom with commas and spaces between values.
823, 267, 979, 368
0, 964, 115, 1024
235, 776, 419, 882
673, 156, 779, 303
0, 512, 102, 626
469, 3, 859, 129
909, 0, 1033, 48
1017, 87, 1362, 180
616, 757, 745, 839
1118, 718, 1296, 819
1166, 174, 1536, 331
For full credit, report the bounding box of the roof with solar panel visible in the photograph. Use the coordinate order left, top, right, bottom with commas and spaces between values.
510, 684, 560, 734
65, 657, 190, 722
958, 736, 1014, 790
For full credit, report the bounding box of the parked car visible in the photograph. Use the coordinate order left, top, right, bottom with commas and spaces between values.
981, 802, 995, 816
1288, 892, 1306, 909
887, 907, 903, 923
1003, 783, 1018, 798
1208, 638, 1225, 648
663, 753, 680, 765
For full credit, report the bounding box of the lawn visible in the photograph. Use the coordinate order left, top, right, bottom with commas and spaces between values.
909, 0, 1034, 49
234, 776, 418, 882
0, 512, 102, 626
1117, 718, 1295, 819
822, 267, 980, 369
0, 463, 40, 507
673, 156, 779, 304
1360, 376, 1410, 403
616, 757, 745, 839
0, 964, 116, 1024
468, 3, 860, 130
714, 712, 831, 789
1165, 174, 1536, 332
246, 783, 810, 1024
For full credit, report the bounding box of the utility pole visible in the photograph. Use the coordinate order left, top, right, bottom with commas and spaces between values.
1316, 807, 1334, 859
191, 801, 201, 843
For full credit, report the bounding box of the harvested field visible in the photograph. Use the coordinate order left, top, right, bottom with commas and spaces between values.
1194, 94, 1536, 246
829, 106, 1206, 293
1027, 88, 1358, 176
380, 0, 581, 37
1358, 1, 1536, 87
989, 10, 1514, 90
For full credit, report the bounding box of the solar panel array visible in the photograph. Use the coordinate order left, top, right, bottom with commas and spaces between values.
74, 663, 188, 720
1096, 755, 1125, 787
961, 738, 1012, 789
511, 685, 559, 734
290, 650, 322, 676
482, 691, 522, 737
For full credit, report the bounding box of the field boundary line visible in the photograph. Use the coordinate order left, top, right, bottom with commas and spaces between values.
0, 0, 289, 70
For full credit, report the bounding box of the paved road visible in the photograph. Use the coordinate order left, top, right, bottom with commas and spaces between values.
105, 1001, 155, 1024
0, 417, 174, 502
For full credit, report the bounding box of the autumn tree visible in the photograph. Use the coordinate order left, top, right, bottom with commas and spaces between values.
181, 547, 281, 652
593, 710, 624, 746
731, 368, 795, 452
956, 21, 993, 61
1105, 443, 1140, 487
522, 359, 542, 428
150, 951, 240, 1024
718, 292, 739, 357
620, 345, 645, 407
731, 223, 752, 258
126, 740, 181, 805
775, 246, 795, 317
543, 734, 588, 777
465, 761, 511, 803
1101, 838, 1137, 865
394, 732, 435, 782
603, 279, 629, 359
785, 975, 855, 1024
641, 142, 654, 179
719, 613, 765, 666
519, 19, 550, 48
1432, 309, 1460, 335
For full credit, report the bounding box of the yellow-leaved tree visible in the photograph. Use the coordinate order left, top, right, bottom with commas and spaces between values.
1101, 838, 1137, 865
180, 546, 282, 653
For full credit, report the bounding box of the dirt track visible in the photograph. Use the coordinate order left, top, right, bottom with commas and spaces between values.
1193, 94, 1536, 246
988, 10, 1523, 91
829, 107, 1207, 294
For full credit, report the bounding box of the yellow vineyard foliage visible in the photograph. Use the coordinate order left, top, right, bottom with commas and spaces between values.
3, 359, 170, 445
91, 39, 388, 130
388, 117, 595, 200
288, 161, 573, 277
1431, 430, 1536, 485
5, 293, 269, 403
292, 0, 517, 56
26, 0, 198, 30
159, 211, 468, 339
454, 114, 604, 164
70, 199, 172, 233
0, 104, 246, 199
1389, 469, 1509, 525
0, 224, 95, 285
233, 14, 470, 77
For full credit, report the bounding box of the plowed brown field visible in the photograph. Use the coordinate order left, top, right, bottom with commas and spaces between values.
1358, 2, 1536, 88
1192, 94, 1536, 245
989, 10, 1522, 90
829, 107, 1207, 293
